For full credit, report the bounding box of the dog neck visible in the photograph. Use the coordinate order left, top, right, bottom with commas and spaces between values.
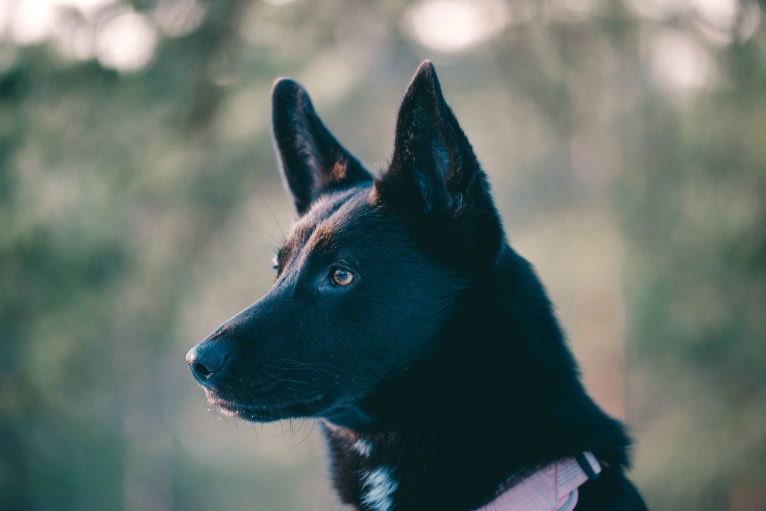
323, 420, 605, 511
320, 247, 630, 510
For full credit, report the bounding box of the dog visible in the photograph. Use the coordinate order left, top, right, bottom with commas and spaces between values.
186, 61, 649, 511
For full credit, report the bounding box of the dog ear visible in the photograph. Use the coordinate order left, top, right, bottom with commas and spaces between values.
272, 78, 372, 215
377, 61, 490, 216
376, 61, 503, 270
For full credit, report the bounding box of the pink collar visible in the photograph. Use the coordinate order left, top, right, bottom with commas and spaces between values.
476, 452, 601, 511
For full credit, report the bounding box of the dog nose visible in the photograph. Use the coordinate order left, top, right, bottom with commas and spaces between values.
186, 342, 229, 388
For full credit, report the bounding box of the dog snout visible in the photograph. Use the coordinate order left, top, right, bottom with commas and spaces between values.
186, 341, 229, 388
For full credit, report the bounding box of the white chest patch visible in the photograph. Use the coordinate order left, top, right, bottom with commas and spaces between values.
361, 466, 398, 511
352, 438, 373, 457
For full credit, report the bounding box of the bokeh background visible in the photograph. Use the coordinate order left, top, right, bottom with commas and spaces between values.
1, 0, 765, 510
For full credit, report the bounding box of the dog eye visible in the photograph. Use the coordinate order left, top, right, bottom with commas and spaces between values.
331, 268, 354, 287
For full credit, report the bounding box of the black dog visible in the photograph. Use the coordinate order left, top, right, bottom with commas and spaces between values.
186, 61, 648, 511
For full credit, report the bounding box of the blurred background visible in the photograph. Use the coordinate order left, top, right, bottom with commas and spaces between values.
1, 0, 764, 510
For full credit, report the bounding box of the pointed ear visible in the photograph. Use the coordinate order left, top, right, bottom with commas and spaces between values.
272, 78, 372, 215
375, 61, 503, 271
376, 61, 488, 215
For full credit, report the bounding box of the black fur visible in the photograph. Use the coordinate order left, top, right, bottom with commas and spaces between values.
186, 61, 649, 511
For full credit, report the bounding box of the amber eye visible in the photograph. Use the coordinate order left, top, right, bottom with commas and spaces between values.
331, 268, 354, 287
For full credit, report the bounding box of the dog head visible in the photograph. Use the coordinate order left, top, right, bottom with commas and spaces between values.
186, 61, 503, 428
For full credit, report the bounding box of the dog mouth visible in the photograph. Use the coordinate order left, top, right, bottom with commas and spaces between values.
207, 391, 333, 422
